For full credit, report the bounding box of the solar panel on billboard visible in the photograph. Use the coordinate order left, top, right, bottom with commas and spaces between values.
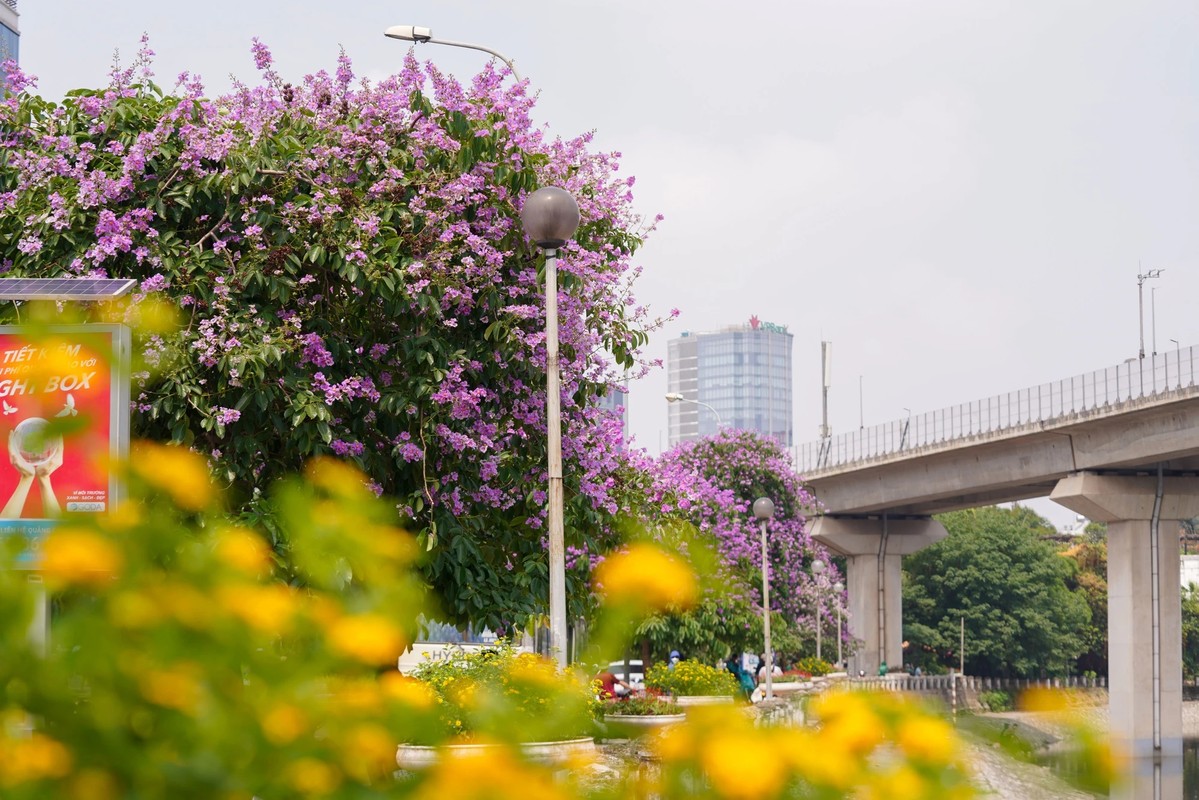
0, 278, 137, 301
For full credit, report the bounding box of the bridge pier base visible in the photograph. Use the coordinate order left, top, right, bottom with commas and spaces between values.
809, 516, 947, 676
1052, 471, 1199, 760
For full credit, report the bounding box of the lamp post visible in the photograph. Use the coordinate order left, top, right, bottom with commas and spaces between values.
384, 25, 523, 81
753, 497, 775, 701
521, 187, 580, 668
833, 580, 844, 669
1137, 269, 1163, 359
665, 392, 724, 433
811, 558, 826, 662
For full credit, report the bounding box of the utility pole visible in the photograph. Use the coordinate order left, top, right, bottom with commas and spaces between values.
820, 342, 832, 439
1138, 268, 1163, 359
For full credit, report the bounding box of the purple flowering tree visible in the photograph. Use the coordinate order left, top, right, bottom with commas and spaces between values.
639, 430, 843, 664
0, 40, 669, 630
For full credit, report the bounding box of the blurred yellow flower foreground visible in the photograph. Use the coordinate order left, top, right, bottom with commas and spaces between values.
0, 445, 1117, 799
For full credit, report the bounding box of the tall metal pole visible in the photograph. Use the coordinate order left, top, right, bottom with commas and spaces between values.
1152, 287, 1158, 356
1139, 276, 1145, 360
812, 558, 826, 663
545, 247, 567, 668
816, 594, 822, 662
1138, 269, 1164, 360
960, 616, 965, 675
520, 186, 579, 670
834, 580, 844, 668
820, 341, 832, 438
760, 517, 773, 701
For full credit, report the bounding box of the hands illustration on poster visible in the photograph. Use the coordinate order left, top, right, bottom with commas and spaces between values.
0, 419, 63, 519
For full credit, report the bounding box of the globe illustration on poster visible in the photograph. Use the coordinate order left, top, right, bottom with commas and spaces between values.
13, 417, 61, 467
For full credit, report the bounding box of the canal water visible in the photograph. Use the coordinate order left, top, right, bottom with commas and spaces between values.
1047, 740, 1199, 798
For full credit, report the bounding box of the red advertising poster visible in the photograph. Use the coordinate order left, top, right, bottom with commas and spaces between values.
0, 326, 127, 557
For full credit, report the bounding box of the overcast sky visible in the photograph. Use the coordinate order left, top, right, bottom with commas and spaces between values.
18, 1, 1199, 524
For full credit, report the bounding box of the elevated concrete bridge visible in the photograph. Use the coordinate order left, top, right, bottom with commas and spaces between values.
797, 347, 1199, 762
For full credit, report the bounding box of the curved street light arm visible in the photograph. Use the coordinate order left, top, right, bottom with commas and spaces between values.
423, 37, 522, 82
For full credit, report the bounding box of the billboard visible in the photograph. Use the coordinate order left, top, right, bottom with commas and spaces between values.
0, 325, 130, 561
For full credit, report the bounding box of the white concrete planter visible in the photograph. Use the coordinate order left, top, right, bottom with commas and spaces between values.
602, 713, 686, 739
765, 681, 808, 694
396, 737, 597, 770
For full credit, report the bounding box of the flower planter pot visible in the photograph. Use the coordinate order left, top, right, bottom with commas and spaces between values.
674, 694, 735, 708
396, 737, 597, 770
602, 713, 686, 739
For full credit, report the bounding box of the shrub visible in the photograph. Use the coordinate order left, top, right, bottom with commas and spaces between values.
774, 669, 812, 683
793, 656, 833, 677
645, 660, 738, 697
601, 696, 682, 716
979, 690, 1016, 712
409, 641, 599, 744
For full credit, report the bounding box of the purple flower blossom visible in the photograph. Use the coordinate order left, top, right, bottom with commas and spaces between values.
215, 407, 241, 426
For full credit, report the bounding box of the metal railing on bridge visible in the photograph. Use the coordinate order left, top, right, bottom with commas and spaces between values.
799, 346, 1199, 472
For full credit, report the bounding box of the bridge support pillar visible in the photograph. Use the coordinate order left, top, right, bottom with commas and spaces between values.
1052, 471, 1199, 760
809, 516, 947, 676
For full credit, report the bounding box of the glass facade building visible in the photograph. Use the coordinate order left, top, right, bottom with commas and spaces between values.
0, 2, 18, 90
667, 319, 793, 447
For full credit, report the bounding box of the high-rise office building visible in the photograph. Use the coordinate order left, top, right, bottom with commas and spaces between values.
0, 1, 18, 87
667, 316, 793, 447
594, 378, 630, 446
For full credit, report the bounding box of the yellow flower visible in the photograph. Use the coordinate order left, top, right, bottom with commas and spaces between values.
593, 543, 698, 611
218, 583, 298, 634
653, 723, 696, 763
813, 691, 884, 756
862, 765, 928, 800
285, 758, 341, 796
327, 613, 407, 665
67, 768, 119, 800
412, 746, 569, 800
701, 732, 787, 799
214, 526, 271, 574
0, 732, 72, 786
108, 590, 163, 629
127, 295, 182, 335
261, 703, 309, 744
1020, 686, 1069, 714
322, 680, 384, 718
380, 672, 437, 710
305, 457, 371, 500
152, 583, 215, 630
100, 503, 144, 532
897, 714, 958, 765
141, 663, 202, 714
130, 441, 215, 511
40, 528, 123, 588
339, 723, 396, 780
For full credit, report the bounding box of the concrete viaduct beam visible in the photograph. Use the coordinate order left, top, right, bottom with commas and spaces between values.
809, 516, 946, 676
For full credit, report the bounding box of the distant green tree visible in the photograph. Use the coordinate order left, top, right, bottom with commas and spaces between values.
903, 506, 1090, 678
1083, 521, 1108, 544
1183, 585, 1199, 682
1061, 539, 1107, 677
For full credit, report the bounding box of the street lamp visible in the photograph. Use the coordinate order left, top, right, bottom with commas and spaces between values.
833, 581, 844, 669
521, 187, 580, 668
811, 558, 826, 662
1137, 268, 1164, 359
753, 497, 776, 701
384, 25, 523, 81
665, 392, 724, 431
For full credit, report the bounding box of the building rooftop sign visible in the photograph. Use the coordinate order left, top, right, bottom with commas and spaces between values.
748, 315, 788, 334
